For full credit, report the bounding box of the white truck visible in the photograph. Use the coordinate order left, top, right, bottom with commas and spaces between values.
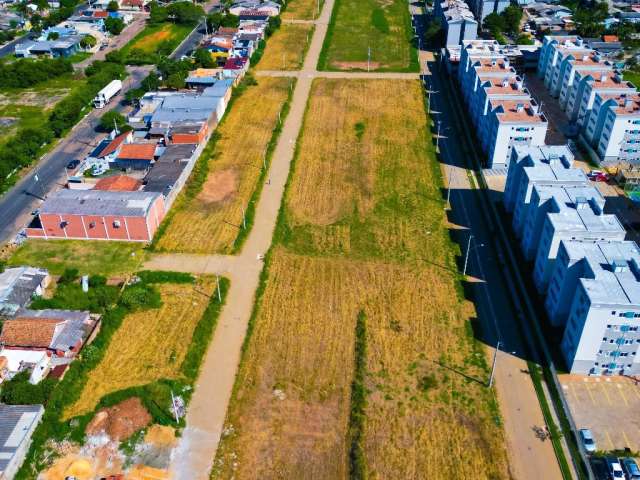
93, 79, 122, 108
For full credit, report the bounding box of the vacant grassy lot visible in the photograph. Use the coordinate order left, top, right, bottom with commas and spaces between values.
155, 77, 293, 254
213, 80, 507, 479
8, 239, 146, 277
318, 0, 416, 71
282, 0, 323, 20
0, 73, 82, 145
121, 22, 193, 55
65, 277, 217, 418
257, 24, 314, 70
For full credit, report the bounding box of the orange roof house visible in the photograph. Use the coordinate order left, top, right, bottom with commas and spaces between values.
114, 143, 157, 170
94, 175, 142, 191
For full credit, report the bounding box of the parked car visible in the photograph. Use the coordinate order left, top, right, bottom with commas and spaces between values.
579, 428, 597, 453
66, 159, 80, 169
606, 457, 625, 479
591, 457, 609, 480
622, 458, 640, 479
588, 170, 609, 182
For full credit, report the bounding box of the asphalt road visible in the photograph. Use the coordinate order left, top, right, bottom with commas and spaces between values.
0, 2, 88, 58
170, 1, 222, 61
0, 65, 150, 244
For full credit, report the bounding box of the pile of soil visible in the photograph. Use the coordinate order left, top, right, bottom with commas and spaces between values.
86, 397, 152, 442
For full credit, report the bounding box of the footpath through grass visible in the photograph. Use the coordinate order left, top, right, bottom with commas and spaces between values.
212, 79, 508, 479
318, 0, 418, 71
154, 76, 294, 254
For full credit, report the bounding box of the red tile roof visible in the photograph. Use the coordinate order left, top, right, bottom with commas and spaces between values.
117, 143, 156, 160
0, 318, 59, 348
224, 57, 247, 70
93, 10, 108, 17
99, 132, 129, 158
94, 175, 141, 191
603, 35, 619, 42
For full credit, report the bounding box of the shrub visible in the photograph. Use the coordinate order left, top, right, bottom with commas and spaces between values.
0, 371, 58, 405
59, 267, 79, 284
136, 271, 195, 284
119, 284, 162, 311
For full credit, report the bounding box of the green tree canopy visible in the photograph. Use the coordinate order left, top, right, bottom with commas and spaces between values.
99, 110, 129, 132
107, 0, 119, 11
105, 16, 125, 35
80, 34, 97, 49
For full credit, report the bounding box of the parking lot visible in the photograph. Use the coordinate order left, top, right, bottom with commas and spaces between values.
560, 375, 640, 451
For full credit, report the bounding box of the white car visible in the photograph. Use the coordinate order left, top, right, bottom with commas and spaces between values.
607, 457, 625, 479
579, 428, 596, 453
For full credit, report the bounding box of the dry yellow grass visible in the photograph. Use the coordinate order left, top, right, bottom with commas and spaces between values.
155, 77, 292, 253
213, 79, 508, 479
257, 24, 314, 71
282, 0, 323, 20
65, 279, 216, 418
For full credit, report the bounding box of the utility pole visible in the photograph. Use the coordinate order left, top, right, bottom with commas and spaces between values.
436, 120, 441, 151
216, 275, 222, 302
463, 233, 474, 276
446, 168, 453, 207
488, 342, 501, 388
113, 117, 119, 136
241, 205, 246, 229
282, 52, 285, 69
426, 89, 438, 115
367, 45, 371, 72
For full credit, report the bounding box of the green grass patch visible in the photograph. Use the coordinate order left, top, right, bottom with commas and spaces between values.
121, 22, 194, 64
8, 239, 147, 277
318, 0, 418, 71
67, 51, 93, 63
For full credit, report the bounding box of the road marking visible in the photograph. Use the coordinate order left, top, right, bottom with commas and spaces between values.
617, 384, 629, 407
586, 383, 597, 405
600, 382, 613, 406
567, 383, 579, 405
606, 430, 615, 450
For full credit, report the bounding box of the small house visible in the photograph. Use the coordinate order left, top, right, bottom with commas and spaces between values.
0, 267, 50, 316
0, 404, 44, 480
113, 143, 157, 170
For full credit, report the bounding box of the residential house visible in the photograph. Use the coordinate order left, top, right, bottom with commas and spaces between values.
15, 34, 83, 58
26, 189, 166, 241
229, 0, 280, 16
465, 0, 509, 21
0, 267, 50, 316
83, 130, 132, 173
113, 143, 157, 170
93, 174, 141, 191
186, 68, 220, 88
223, 56, 249, 82
0, 404, 44, 480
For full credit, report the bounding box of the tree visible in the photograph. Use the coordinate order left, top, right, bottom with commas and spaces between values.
501, 5, 522, 35
107, 0, 119, 11
166, 1, 205, 25
141, 72, 160, 91
105, 16, 125, 35
194, 47, 215, 67
483, 12, 505, 36
125, 87, 145, 104
165, 71, 186, 89
149, 1, 169, 23
100, 110, 128, 132
80, 34, 97, 49
47, 31, 59, 40
105, 49, 125, 63
574, 1, 608, 38
206, 12, 239, 30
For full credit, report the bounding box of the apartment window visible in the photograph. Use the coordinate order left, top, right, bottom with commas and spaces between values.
113, 220, 121, 228
612, 311, 617, 315
603, 337, 608, 341
89, 222, 96, 228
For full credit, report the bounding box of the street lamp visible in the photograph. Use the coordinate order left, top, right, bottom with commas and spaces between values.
488, 341, 501, 388
463, 234, 484, 276
425, 89, 438, 115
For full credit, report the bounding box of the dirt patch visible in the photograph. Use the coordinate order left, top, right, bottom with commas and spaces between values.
198, 168, 238, 204
331, 61, 381, 70
145, 425, 176, 448
86, 397, 152, 442
126, 464, 170, 479
13, 91, 68, 108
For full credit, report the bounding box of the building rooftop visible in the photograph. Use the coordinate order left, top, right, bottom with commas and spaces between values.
438, 0, 476, 22
0, 404, 43, 473
117, 143, 156, 161
143, 161, 187, 196
561, 240, 640, 305
0, 267, 48, 312
483, 77, 527, 95
40, 189, 161, 217
94, 175, 142, 191
157, 143, 196, 163
99, 131, 130, 158
598, 92, 640, 115
532, 184, 624, 234
490, 99, 546, 123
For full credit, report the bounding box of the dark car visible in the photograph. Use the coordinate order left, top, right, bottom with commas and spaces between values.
66, 159, 80, 169
622, 458, 640, 479
590, 457, 609, 480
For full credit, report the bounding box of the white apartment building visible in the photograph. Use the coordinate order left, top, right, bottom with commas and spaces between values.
459, 40, 548, 168
546, 240, 640, 375
531, 189, 626, 292
504, 145, 588, 235
435, 0, 478, 47
465, 0, 509, 21
571, 71, 635, 126
538, 35, 591, 96
481, 99, 548, 168
582, 92, 640, 164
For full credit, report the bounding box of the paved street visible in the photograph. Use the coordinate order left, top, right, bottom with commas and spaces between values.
0, 65, 150, 245
428, 62, 563, 479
